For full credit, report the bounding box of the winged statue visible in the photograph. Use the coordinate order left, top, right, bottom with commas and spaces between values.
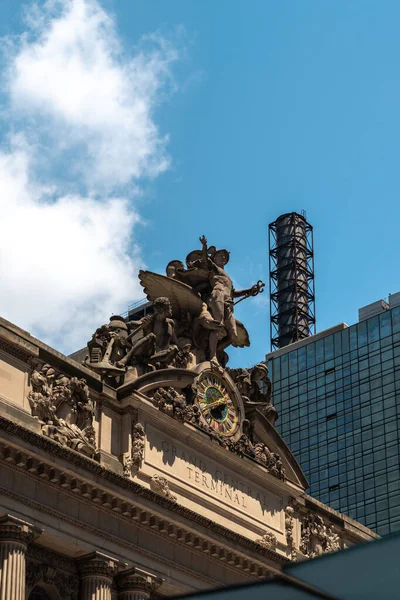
138, 269, 250, 364
84, 236, 264, 378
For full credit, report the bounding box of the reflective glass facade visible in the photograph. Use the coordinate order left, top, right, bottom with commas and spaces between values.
267, 306, 400, 536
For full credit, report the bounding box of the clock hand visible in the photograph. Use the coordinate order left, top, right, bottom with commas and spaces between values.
202, 398, 227, 413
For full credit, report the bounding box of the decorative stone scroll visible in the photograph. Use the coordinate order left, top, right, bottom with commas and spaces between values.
300, 514, 341, 558
27, 361, 96, 458
285, 506, 296, 561
123, 423, 145, 478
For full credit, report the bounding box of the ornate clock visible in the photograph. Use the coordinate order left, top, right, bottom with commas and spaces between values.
196, 372, 239, 436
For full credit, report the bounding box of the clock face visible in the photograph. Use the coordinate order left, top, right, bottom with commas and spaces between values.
196, 372, 239, 436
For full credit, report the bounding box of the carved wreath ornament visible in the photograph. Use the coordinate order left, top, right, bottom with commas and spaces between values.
28, 361, 96, 458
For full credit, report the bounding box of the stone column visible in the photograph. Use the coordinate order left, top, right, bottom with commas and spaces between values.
116, 568, 162, 600
0, 514, 41, 600
77, 552, 125, 600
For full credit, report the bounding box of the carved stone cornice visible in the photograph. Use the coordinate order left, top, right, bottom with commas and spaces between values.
0, 416, 287, 570
0, 515, 42, 546
0, 480, 221, 588
77, 551, 126, 578
116, 568, 162, 594
0, 317, 99, 389
0, 338, 34, 363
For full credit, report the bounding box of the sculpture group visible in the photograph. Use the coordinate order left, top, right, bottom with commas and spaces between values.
85, 236, 265, 377
21, 235, 347, 564
83, 236, 285, 480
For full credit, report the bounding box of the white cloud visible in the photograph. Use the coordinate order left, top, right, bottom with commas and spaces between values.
7, 0, 177, 188
0, 0, 179, 351
0, 135, 143, 350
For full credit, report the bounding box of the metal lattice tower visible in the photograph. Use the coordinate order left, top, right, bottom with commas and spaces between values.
269, 212, 316, 350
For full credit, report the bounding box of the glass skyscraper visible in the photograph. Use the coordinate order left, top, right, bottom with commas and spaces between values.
266, 302, 400, 536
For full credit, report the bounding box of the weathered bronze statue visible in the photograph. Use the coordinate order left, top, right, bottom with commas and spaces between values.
86, 235, 265, 372
117, 297, 179, 369
186, 236, 265, 362
228, 363, 277, 425
138, 235, 264, 367
84, 315, 129, 376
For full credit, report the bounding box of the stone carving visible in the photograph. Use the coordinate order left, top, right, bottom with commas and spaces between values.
326, 529, 341, 553
80, 236, 288, 481
84, 315, 130, 378
122, 455, 131, 478
26, 561, 46, 590
53, 572, 80, 600
0, 514, 41, 546
285, 506, 296, 561
26, 560, 79, 600
131, 423, 145, 468
255, 531, 278, 551
149, 386, 285, 481
173, 343, 195, 369
150, 474, 177, 502
231, 434, 254, 457
254, 443, 286, 480
300, 514, 341, 558
77, 551, 123, 578
85, 235, 265, 380
27, 544, 77, 576
116, 567, 162, 597
117, 297, 180, 370
228, 363, 278, 425
150, 387, 200, 424
27, 362, 96, 458
123, 423, 145, 477
191, 235, 265, 364
85, 302, 197, 380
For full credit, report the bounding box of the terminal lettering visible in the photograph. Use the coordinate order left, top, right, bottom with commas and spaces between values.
161, 440, 269, 512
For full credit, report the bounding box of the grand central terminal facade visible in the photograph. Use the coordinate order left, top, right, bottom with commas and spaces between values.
0, 237, 377, 600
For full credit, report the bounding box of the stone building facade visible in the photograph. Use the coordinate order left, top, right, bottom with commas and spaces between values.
0, 316, 377, 599
0, 237, 378, 599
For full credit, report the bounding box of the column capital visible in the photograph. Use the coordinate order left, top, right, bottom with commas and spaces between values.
116, 567, 162, 595
77, 551, 126, 579
0, 515, 42, 547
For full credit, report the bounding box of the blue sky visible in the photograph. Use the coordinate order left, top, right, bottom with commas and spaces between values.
1, 1, 400, 368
